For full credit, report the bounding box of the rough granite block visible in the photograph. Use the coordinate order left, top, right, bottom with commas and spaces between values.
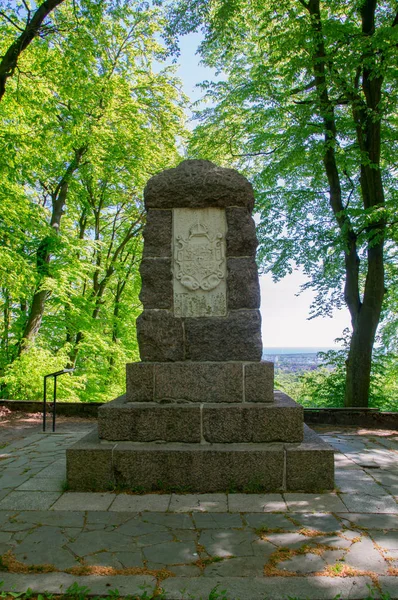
113, 443, 284, 492
285, 425, 335, 492
139, 258, 172, 309
227, 258, 260, 310
154, 362, 243, 403
98, 401, 201, 442
66, 430, 115, 492
226, 207, 258, 257
126, 363, 154, 402
185, 310, 262, 361
245, 361, 274, 402
136, 310, 184, 362
142, 209, 172, 258
144, 160, 255, 212
202, 397, 303, 443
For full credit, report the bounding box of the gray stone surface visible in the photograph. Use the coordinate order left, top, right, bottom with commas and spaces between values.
143, 540, 198, 564
143, 209, 172, 258
244, 361, 275, 402
99, 402, 201, 442
284, 493, 348, 513
228, 494, 287, 513
343, 536, 388, 573
161, 576, 376, 600
227, 257, 260, 309
154, 362, 244, 403
202, 402, 302, 443
139, 258, 172, 309
113, 443, 284, 492
277, 552, 326, 574
126, 363, 153, 401
226, 206, 258, 256
110, 494, 171, 512
285, 424, 335, 492
339, 492, 398, 513
193, 513, 243, 529
0, 491, 61, 510
51, 492, 116, 511
184, 310, 262, 361
136, 309, 184, 362
169, 494, 228, 513
66, 430, 114, 491
144, 160, 255, 211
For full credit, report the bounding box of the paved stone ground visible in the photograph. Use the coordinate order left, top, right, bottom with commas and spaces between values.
0, 420, 397, 599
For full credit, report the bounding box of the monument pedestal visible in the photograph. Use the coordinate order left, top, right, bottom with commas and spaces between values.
66, 160, 334, 493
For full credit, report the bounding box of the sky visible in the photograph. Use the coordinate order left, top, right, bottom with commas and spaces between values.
174, 34, 351, 348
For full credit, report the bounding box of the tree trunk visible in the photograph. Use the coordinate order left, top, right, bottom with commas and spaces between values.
19, 147, 86, 353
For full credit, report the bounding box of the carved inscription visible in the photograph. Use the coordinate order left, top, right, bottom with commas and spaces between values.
173, 208, 227, 317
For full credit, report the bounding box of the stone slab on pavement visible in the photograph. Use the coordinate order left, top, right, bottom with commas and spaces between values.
0, 491, 61, 510
227, 493, 287, 513
169, 494, 228, 513
284, 493, 347, 513
160, 575, 377, 600
110, 494, 171, 512
339, 493, 398, 513
0, 573, 156, 596
50, 492, 116, 511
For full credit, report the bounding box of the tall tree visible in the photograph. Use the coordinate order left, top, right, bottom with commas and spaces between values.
169, 0, 398, 407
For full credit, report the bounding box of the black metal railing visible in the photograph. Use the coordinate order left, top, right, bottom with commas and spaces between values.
43, 369, 74, 432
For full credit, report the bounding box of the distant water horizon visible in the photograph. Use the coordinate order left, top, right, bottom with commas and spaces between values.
263, 346, 341, 355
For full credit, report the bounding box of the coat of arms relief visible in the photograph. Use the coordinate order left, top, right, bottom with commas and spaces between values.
173, 208, 227, 318
174, 222, 225, 292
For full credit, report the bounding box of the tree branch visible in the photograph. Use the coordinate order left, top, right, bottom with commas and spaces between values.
0, 0, 65, 102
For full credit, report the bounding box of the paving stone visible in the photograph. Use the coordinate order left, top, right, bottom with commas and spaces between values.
51, 492, 116, 511
337, 512, 398, 530
322, 548, 347, 564
193, 513, 243, 529
315, 534, 353, 549
344, 536, 388, 573
169, 494, 228, 513
141, 513, 195, 530
161, 575, 376, 600
35, 461, 66, 478
110, 494, 170, 512
0, 472, 31, 488
67, 529, 136, 555
0, 491, 61, 510
165, 564, 201, 576
203, 556, 266, 577
199, 529, 255, 558
277, 552, 326, 574
243, 513, 298, 531
264, 532, 310, 549
114, 551, 144, 568
339, 493, 398, 513
284, 493, 347, 513
368, 531, 398, 551
14, 526, 78, 570
292, 513, 342, 533
228, 493, 286, 513
251, 537, 279, 559
134, 531, 173, 547
116, 520, 167, 537
16, 477, 64, 492
84, 552, 124, 569
380, 575, 398, 599
335, 474, 386, 495
143, 540, 198, 564
85, 511, 135, 526
14, 510, 85, 528
0, 489, 10, 502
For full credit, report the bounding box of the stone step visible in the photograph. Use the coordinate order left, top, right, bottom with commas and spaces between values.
66, 425, 334, 493
98, 392, 303, 443
126, 360, 274, 404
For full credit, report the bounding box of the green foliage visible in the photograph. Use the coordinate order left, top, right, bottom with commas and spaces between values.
0, 0, 187, 402
276, 348, 398, 411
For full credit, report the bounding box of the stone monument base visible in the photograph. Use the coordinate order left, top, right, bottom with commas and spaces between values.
66, 393, 334, 494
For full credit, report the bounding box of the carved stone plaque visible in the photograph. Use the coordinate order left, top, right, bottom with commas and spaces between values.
173, 208, 227, 317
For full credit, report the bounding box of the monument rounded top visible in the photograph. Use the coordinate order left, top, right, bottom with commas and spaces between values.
144, 159, 255, 212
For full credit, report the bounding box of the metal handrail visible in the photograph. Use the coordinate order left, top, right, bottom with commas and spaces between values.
43, 369, 74, 432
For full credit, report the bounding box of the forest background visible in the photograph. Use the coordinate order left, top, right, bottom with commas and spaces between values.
0, 0, 397, 410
